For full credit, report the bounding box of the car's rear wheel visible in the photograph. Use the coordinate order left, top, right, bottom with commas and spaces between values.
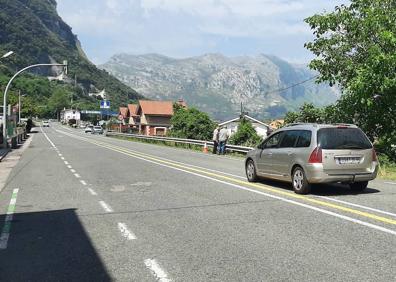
349, 181, 368, 191
292, 167, 311, 194
246, 159, 258, 182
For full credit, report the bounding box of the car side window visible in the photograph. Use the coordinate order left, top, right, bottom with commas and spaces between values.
279, 130, 299, 148
295, 130, 312, 148
264, 132, 283, 149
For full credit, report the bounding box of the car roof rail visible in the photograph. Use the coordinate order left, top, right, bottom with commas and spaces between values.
333, 123, 357, 127
286, 123, 318, 127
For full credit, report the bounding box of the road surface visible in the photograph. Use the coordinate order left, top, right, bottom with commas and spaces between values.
0, 123, 395, 281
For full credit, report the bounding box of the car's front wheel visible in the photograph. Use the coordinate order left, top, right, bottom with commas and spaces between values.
292, 167, 311, 194
349, 181, 368, 191
246, 159, 258, 182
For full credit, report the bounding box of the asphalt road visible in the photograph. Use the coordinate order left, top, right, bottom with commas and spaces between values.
0, 123, 395, 281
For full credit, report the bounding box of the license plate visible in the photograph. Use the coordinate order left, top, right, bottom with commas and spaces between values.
336, 157, 360, 165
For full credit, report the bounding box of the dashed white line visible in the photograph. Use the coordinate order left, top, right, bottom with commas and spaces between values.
144, 259, 171, 282
70, 169, 76, 173
64, 161, 69, 165
0, 189, 19, 250
118, 223, 136, 240
67, 165, 72, 169
99, 201, 113, 212
58, 154, 62, 157
88, 188, 97, 196
80, 180, 87, 186
74, 173, 81, 178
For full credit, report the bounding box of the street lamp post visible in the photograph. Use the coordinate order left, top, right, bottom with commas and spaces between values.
2, 61, 68, 148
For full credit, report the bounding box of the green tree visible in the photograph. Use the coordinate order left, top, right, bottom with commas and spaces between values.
47, 87, 71, 118
229, 118, 262, 147
169, 107, 215, 140
284, 103, 324, 124
304, 0, 396, 146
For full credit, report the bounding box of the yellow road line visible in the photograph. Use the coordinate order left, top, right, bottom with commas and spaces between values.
60, 130, 396, 226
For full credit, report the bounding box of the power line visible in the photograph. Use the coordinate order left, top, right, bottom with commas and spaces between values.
240, 75, 319, 99
264, 75, 319, 96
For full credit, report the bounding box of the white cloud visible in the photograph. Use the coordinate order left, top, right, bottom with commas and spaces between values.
56, 0, 345, 64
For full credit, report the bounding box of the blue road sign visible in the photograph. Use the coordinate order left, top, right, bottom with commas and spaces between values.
100, 100, 110, 109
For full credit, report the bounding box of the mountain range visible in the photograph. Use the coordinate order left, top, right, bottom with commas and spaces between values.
101, 53, 339, 120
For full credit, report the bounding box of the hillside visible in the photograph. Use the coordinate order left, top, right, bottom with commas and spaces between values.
101, 53, 339, 120
0, 0, 142, 109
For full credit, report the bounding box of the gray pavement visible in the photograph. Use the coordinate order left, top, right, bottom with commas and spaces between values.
0, 123, 395, 281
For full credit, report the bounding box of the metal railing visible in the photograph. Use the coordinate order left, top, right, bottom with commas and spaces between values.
105, 131, 254, 154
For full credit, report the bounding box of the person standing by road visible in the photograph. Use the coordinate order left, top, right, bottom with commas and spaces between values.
212, 126, 220, 154
218, 126, 229, 155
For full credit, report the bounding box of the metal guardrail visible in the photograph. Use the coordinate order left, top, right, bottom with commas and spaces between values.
105, 131, 254, 154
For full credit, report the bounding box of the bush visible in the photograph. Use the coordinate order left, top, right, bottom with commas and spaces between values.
229, 118, 262, 147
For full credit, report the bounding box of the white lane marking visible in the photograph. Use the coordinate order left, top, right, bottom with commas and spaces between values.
385, 182, 396, 185
0, 189, 19, 250
118, 223, 136, 240
88, 188, 97, 196
40, 127, 56, 148
58, 154, 62, 157
67, 165, 72, 169
60, 157, 65, 160
99, 201, 113, 212
64, 161, 69, 165
80, 180, 87, 186
56, 129, 396, 236
70, 169, 76, 173
144, 259, 171, 282
74, 173, 81, 178
317, 196, 396, 218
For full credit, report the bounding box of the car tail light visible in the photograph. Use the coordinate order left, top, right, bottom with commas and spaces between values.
372, 149, 378, 162
308, 147, 322, 163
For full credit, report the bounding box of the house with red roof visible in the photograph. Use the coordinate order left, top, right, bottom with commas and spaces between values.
136, 100, 174, 136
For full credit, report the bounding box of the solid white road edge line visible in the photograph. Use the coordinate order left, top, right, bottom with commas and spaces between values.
99, 201, 113, 212
0, 188, 19, 250
40, 127, 56, 148
117, 222, 136, 240
317, 196, 396, 218
144, 259, 171, 282
57, 129, 396, 236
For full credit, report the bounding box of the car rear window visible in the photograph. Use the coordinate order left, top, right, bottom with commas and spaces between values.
317, 128, 372, 150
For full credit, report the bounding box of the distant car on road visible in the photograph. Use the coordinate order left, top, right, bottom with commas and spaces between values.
91, 126, 103, 135
42, 120, 50, 127
84, 125, 93, 133
245, 123, 379, 194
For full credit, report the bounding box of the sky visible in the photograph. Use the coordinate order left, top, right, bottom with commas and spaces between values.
56, 0, 345, 65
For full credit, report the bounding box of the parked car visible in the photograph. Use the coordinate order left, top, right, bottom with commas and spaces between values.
245, 123, 379, 194
42, 120, 50, 127
91, 126, 103, 134
84, 125, 93, 133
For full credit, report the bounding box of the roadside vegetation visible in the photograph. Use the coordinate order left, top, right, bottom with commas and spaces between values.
284, 0, 396, 176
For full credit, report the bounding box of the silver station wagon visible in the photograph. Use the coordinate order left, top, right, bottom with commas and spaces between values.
245, 124, 379, 194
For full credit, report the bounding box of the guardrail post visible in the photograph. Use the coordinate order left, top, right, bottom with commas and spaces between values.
11, 136, 17, 149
